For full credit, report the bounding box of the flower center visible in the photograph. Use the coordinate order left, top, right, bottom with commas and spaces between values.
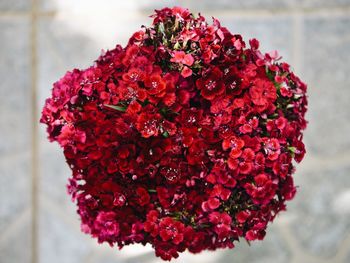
144, 120, 158, 135
130, 72, 139, 81
205, 80, 217, 91
151, 81, 159, 89
187, 115, 196, 123
163, 167, 179, 182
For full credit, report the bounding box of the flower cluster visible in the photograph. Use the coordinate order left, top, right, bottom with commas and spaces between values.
41, 7, 307, 261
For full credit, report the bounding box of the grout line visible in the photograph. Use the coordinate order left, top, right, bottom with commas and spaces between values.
30, 0, 39, 263
0, 11, 56, 17
37, 11, 57, 17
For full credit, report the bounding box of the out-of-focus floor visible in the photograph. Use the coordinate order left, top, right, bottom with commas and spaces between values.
1, 0, 350, 262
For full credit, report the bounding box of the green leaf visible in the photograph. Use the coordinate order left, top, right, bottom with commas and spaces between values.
158, 22, 165, 35
288, 146, 296, 153
140, 99, 150, 107
173, 41, 181, 50
162, 131, 169, 138
104, 104, 127, 112
288, 146, 296, 158
160, 107, 168, 115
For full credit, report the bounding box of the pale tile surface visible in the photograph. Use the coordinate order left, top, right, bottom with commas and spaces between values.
0, 16, 32, 263
290, 164, 350, 258
0, 0, 30, 11
1, 0, 350, 263
302, 17, 350, 157
0, 17, 31, 155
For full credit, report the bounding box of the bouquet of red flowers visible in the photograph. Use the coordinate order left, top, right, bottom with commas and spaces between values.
40, 7, 307, 261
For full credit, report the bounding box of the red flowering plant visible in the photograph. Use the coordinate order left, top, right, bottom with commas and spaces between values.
40, 7, 307, 261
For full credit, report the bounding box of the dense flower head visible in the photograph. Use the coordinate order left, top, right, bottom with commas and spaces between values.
40, 6, 307, 261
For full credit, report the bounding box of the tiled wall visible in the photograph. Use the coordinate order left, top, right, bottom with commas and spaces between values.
1, 0, 350, 263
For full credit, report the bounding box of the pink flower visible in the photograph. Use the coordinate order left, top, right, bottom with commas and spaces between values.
201, 197, 220, 212
171, 51, 194, 66
181, 66, 193, 78
93, 212, 120, 243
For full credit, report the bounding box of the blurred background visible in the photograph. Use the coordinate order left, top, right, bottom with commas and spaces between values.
1, 0, 350, 262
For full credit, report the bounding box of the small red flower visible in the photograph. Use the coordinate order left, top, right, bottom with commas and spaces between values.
122, 67, 145, 82
222, 136, 245, 158
245, 174, 277, 205
135, 187, 150, 206
159, 217, 185, 245
136, 112, 162, 138
144, 210, 159, 237
236, 210, 250, 224
249, 79, 277, 109
145, 74, 166, 96
263, 138, 281, 161
209, 212, 232, 239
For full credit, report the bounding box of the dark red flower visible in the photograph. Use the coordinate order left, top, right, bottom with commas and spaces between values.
135, 187, 150, 206
155, 241, 180, 261
196, 67, 225, 100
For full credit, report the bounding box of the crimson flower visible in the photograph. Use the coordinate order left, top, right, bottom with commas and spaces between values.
209, 212, 232, 239
245, 174, 277, 205
159, 217, 185, 245
136, 112, 162, 138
